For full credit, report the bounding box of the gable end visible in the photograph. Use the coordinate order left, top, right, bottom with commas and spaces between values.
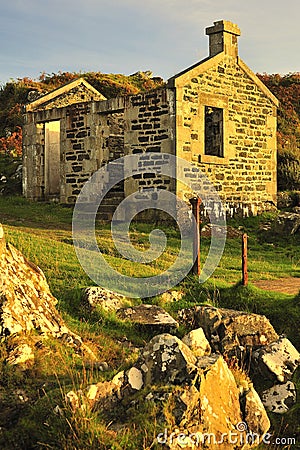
26, 78, 106, 112
237, 59, 279, 107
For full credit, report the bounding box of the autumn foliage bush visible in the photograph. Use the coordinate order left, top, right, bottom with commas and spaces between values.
277, 150, 300, 191
0, 127, 22, 195
258, 73, 300, 191
0, 126, 22, 157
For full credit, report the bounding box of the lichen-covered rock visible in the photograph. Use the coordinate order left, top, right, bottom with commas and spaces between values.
69, 332, 270, 449
6, 343, 35, 368
86, 381, 120, 410
252, 337, 300, 382
198, 355, 243, 444
160, 290, 184, 304
65, 390, 80, 411
66, 371, 126, 411
136, 333, 197, 386
182, 327, 211, 357
0, 224, 96, 364
152, 355, 267, 449
124, 366, 143, 391
1, 241, 72, 338
178, 306, 278, 356
261, 382, 297, 414
82, 286, 131, 312
117, 304, 178, 333
243, 386, 270, 437
274, 211, 300, 235
0, 225, 5, 255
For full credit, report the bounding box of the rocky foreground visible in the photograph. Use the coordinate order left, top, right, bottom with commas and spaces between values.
0, 224, 95, 366
0, 223, 299, 449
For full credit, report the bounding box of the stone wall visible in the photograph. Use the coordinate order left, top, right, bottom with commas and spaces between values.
23, 102, 99, 203
171, 54, 277, 215
124, 89, 176, 203
62, 103, 94, 202
23, 60, 277, 216
63, 99, 127, 203
23, 21, 278, 217
22, 116, 44, 200
23, 98, 127, 204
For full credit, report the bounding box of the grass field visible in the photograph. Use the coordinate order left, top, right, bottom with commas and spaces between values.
0, 196, 299, 449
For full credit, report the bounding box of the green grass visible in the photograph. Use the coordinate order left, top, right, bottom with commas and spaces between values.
0, 196, 300, 448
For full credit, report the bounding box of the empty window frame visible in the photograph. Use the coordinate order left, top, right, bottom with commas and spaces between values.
204, 106, 224, 157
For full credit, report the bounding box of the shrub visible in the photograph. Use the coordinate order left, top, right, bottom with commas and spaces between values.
278, 147, 300, 191
0, 127, 22, 195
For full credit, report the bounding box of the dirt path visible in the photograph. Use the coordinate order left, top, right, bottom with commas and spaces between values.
253, 277, 300, 295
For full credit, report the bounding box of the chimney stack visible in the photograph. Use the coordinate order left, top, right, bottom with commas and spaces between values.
206, 20, 241, 58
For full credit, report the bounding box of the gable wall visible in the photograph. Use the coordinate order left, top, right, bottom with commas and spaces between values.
174, 54, 277, 215
28, 84, 104, 111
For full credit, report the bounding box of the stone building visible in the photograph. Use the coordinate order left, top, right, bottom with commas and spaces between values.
23, 20, 278, 218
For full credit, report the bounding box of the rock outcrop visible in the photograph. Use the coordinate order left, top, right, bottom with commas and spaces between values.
261, 382, 297, 414
182, 327, 211, 357
62, 303, 298, 447
82, 286, 131, 312
2, 222, 298, 445
82, 288, 179, 333
160, 289, 184, 304
68, 333, 270, 449
252, 336, 300, 383
178, 305, 278, 356
0, 224, 95, 366
117, 304, 179, 333
274, 211, 300, 235
178, 305, 300, 417
133, 333, 197, 387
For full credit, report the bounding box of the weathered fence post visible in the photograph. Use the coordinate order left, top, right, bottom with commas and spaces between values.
189, 197, 201, 276
242, 233, 248, 286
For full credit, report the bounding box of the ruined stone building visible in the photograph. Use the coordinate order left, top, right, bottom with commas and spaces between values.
22, 20, 278, 218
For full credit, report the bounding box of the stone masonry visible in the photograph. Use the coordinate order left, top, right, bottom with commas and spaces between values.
23, 20, 278, 217
124, 88, 175, 197
168, 20, 278, 216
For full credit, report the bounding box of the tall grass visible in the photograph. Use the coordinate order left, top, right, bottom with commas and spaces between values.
0, 197, 300, 448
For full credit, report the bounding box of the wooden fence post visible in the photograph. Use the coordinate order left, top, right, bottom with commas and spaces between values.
189, 197, 201, 276
242, 233, 248, 286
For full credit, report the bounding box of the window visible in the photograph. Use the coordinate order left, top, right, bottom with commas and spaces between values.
204, 106, 223, 157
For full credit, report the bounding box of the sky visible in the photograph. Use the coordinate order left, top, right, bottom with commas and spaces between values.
0, 0, 299, 85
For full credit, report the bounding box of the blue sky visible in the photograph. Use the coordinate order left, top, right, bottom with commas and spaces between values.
0, 0, 299, 85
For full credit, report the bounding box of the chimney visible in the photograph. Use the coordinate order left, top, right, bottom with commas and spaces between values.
206, 20, 241, 58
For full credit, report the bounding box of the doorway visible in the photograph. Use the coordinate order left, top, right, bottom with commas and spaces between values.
44, 121, 60, 198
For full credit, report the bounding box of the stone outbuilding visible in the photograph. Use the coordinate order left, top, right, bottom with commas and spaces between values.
22, 20, 278, 218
